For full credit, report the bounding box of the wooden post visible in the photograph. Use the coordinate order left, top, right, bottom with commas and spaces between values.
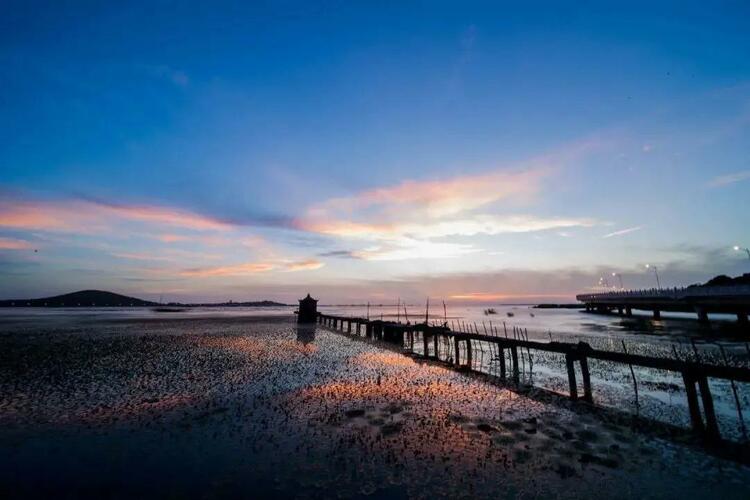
510, 345, 519, 380
697, 375, 720, 440
566, 353, 578, 400
682, 371, 704, 433
466, 339, 473, 369
580, 356, 592, 402
498, 343, 506, 379
454, 336, 461, 366
347, 320, 352, 333
696, 307, 709, 323
433, 333, 439, 360
423, 332, 429, 357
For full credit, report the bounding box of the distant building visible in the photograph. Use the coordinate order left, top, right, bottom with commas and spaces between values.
297, 294, 318, 323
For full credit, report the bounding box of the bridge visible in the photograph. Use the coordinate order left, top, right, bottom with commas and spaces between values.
576, 285, 750, 323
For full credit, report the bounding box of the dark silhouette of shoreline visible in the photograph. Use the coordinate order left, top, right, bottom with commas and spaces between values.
0, 290, 289, 308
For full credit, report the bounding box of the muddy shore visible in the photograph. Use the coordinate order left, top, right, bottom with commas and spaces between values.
1, 315, 749, 499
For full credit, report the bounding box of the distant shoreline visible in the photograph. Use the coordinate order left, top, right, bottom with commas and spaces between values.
0, 290, 289, 308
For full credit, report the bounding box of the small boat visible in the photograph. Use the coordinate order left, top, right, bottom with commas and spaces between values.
152, 307, 188, 313
483, 308, 498, 315
506, 312, 515, 317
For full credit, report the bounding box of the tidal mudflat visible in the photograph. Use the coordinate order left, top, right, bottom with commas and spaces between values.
1, 315, 749, 499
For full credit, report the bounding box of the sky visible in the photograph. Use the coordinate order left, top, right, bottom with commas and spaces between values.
1, 1, 749, 304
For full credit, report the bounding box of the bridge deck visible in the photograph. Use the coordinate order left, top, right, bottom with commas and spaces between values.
576, 285, 750, 321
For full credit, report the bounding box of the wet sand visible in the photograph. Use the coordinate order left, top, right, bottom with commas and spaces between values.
1, 315, 749, 499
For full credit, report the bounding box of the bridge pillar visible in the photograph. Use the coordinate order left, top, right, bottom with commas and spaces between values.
625, 307, 632, 317
617, 307, 624, 316
652, 309, 661, 320
738, 312, 748, 324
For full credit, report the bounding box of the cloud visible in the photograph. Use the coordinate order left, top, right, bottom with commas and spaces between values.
92, 200, 232, 231
181, 262, 276, 277
0, 196, 233, 233
0, 237, 33, 250
352, 239, 479, 261
158, 234, 191, 243
181, 259, 324, 277
304, 167, 550, 222
283, 259, 325, 272
602, 226, 644, 238
302, 214, 595, 240
707, 170, 750, 188
318, 250, 359, 259
112, 252, 174, 262
293, 140, 605, 262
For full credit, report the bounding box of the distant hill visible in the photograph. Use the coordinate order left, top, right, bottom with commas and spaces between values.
689, 273, 750, 288
0, 290, 290, 308
0, 290, 158, 307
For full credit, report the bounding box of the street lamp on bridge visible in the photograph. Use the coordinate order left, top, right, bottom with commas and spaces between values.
611, 272, 624, 289
645, 264, 661, 289
734, 245, 750, 261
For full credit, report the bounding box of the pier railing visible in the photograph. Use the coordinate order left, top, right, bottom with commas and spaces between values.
316, 312, 750, 442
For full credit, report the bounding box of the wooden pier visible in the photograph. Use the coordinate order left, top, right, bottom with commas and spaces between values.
317, 312, 750, 442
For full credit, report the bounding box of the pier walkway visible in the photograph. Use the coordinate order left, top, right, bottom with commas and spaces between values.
316, 312, 750, 442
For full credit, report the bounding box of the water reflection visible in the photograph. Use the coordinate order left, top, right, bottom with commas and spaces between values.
296, 323, 316, 345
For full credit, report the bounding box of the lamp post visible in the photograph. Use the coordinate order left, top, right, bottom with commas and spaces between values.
734, 245, 750, 261
645, 264, 661, 289
612, 272, 624, 289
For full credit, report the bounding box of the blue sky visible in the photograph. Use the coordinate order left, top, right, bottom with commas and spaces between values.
1, 1, 749, 302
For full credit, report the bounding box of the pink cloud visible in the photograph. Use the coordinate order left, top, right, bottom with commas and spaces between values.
181, 259, 324, 277
295, 140, 605, 254
158, 234, 191, 243
0, 197, 232, 233
111, 252, 174, 262
181, 262, 277, 277
305, 167, 550, 222
0, 237, 33, 250
283, 259, 325, 271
